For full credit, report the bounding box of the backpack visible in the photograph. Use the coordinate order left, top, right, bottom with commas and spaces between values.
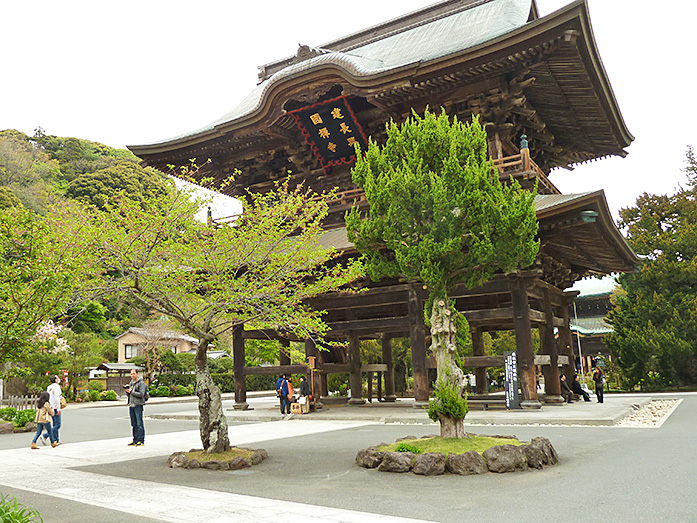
144, 384, 150, 402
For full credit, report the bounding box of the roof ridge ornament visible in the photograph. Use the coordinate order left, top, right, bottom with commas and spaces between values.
292, 44, 333, 65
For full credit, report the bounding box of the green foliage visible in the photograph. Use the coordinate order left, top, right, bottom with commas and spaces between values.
606, 147, 697, 388
0, 493, 43, 523
211, 373, 236, 393
208, 357, 234, 374
394, 442, 422, 454
65, 159, 171, 210
327, 373, 350, 395
0, 407, 17, 421
67, 300, 107, 334
88, 390, 100, 402
103, 390, 118, 401
0, 206, 90, 364
87, 381, 105, 392
0, 186, 22, 210
155, 385, 171, 397
78, 391, 89, 402
246, 374, 276, 392
427, 377, 469, 422
346, 109, 539, 303
13, 409, 36, 428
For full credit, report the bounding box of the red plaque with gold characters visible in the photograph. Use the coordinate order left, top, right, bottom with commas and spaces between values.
289, 96, 368, 173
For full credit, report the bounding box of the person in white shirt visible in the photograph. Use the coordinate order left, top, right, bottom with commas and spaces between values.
42, 375, 63, 446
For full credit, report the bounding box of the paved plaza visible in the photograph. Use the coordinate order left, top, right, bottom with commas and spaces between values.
0, 392, 694, 522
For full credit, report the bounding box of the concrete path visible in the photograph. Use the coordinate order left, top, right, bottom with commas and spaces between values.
1, 391, 692, 523
0, 420, 430, 523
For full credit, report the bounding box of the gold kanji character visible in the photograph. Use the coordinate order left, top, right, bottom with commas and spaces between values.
347, 136, 357, 147
339, 122, 351, 134
310, 113, 323, 125
318, 127, 330, 139
331, 107, 344, 119
327, 142, 337, 152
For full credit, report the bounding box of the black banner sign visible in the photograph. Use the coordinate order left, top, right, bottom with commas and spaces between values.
289, 96, 368, 174
504, 351, 520, 410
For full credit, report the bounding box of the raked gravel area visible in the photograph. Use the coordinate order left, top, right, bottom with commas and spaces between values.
615, 398, 681, 427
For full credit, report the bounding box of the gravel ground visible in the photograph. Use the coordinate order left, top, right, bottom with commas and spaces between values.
615, 399, 680, 427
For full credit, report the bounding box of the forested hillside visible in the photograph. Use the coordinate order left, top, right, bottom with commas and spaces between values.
0, 128, 171, 212
0, 128, 177, 393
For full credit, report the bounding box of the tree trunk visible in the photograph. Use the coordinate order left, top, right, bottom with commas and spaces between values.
195, 340, 230, 453
430, 297, 466, 438
438, 413, 466, 438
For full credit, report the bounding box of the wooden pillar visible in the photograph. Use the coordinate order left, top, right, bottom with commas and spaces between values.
279, 339, 290, 366
347, 333, 364, 404
471, 327, 488, 395
381, 335, 397, 402
560, 293, 576, 381
408, 286, 429, 404
305, 339, 323, 408
377, 371, 383, 401
232, 326, 248, 410
367, 371, 373, 402
541, 287, 563, 403
509, 274, 540, 408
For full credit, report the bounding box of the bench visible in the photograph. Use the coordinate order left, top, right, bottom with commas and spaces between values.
467, 398, 507, 411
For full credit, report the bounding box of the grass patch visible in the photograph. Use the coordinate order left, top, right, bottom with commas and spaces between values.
185, 447, 255, 462
379, 436, 524, 455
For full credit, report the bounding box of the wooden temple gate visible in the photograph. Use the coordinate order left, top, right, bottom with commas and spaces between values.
129, 0, 640, 410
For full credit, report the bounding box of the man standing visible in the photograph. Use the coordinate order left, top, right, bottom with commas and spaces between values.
42, 375, 62, 446
125, 369, 147, 446
276, 374, 286, 414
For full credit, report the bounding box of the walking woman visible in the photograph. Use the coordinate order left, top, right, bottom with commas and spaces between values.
31, 391, 58, 448
593, 367, 605, 403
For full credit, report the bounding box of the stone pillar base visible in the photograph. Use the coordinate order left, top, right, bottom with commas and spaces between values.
232, 402, 250, 411
348, 398, 365, 405
520, 399, 542, 410
383, 394, 397, 402
412, 401, 430, 409
543, 395, 565, 405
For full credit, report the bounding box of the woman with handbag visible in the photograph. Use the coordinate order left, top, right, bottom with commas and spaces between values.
31, 391, 58, 449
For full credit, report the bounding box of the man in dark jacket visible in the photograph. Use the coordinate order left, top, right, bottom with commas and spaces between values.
125, 369, 147, 446
560, 374, 573, 403
571, 374, 591, 402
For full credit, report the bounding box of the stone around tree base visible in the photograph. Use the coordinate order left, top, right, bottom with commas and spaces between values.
412, 453, 446, 475
0, 422, 15, 434
356, 435, 559, 476
168, 447, 268, 470
13, 422, 36, 433
447, 451, 488, 475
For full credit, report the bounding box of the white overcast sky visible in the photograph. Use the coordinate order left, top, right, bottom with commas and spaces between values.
2, 0, 695, 220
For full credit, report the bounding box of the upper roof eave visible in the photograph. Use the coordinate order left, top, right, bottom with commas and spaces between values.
128, 0, 632, 162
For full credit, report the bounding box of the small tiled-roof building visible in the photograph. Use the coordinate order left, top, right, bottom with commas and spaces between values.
116, 327, 198, 363
569, 275, 616, 372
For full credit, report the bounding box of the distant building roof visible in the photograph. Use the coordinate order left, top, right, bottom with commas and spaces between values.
570, 315, 612, 336
97, 363, 145, 372
186, 349, 231, 359
115, 327, 198, 344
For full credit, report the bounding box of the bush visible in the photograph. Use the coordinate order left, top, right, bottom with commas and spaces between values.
0, 407, 17, 421
427, 377, 468, 423
88, 390, 101, 402
156, 373, 195, 388
79, 391, 89, 402
156, 385, 171, 397
211, 373, 235, 393
174, 384, 190, 396
394, 442, 422, 454
246, 374, 275, 392
88, 381, 105, 392
13, 409, 36, 428
104, 390, 118, 401
0, 493, 43, 523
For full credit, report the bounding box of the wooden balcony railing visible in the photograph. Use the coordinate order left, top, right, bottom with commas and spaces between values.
491, 148, 560, 194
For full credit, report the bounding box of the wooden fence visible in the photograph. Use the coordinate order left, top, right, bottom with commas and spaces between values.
5, 395, 39, 410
